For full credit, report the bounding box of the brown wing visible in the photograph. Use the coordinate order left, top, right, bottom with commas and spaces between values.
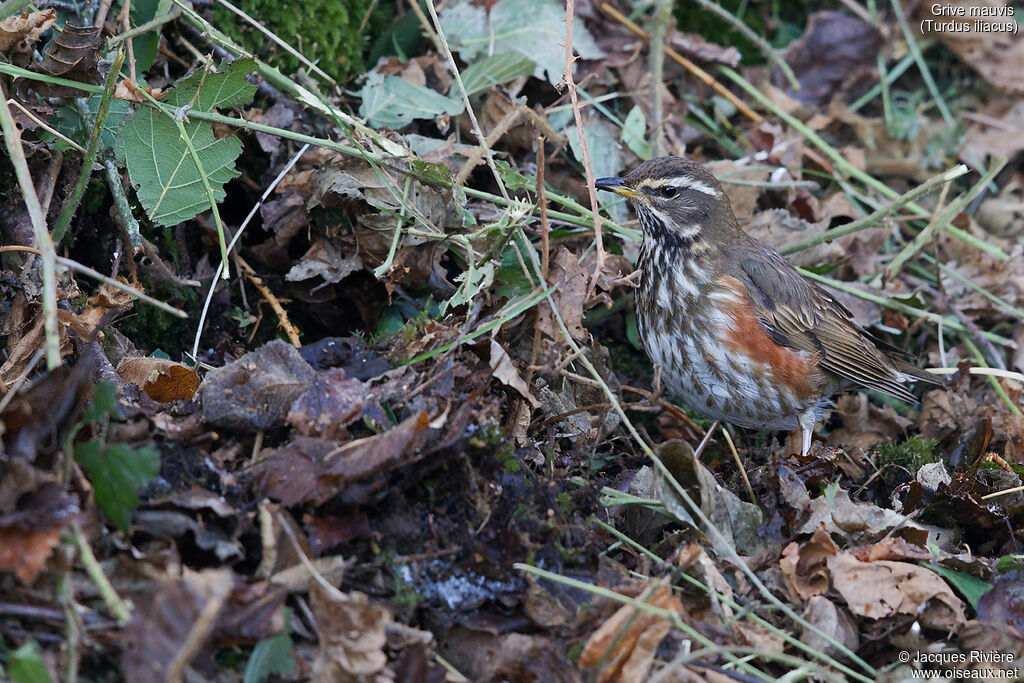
730, 249, 928, 403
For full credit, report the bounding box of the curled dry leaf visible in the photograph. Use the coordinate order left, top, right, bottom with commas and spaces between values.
578, 582, 681, 683
489, 337, 539, 407
0, 9, 56, 52
113, 79, 164, 103
118, 357, 200, 403
0, 526, 61, 584
800, 595, 860, 657
779, 525, 837, 601
655, 440, 769, 556
537, 247, 590, 341
310, 580, 392, 682
31, 22, 102, 97
797, 488, 938, 548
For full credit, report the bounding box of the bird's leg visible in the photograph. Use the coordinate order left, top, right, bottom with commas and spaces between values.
693, 420, 720, 460
798, 409, 816, 457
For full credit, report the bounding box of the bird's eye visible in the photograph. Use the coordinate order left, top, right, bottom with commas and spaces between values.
660, 186, 679, 198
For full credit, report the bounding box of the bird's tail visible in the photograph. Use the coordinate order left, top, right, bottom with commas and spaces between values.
892, 358, 945, 386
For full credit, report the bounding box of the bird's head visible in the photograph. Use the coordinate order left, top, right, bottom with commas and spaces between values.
595, 157, 736, 249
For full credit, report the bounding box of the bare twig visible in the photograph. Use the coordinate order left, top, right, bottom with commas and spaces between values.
0, 82, 61, 369
191, 143, 309, 359
564, 0, 605, 290
52, 49, 127, 244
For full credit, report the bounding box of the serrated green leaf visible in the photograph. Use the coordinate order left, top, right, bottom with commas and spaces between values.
440, 0, 604, 85
244, 610, 294, 683
169, 58, 258, 110
461, 52, 536, 96
118, 59, 256, 227
75, 439, 160, 532
620, 105, 650, 160
120, 113, 243, 226
358, 71, 464, 129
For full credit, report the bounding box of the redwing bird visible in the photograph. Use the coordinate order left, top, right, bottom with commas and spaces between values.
596, 157, 941, 456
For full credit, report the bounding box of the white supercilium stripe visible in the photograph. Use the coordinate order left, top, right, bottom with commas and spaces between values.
640, 175, 720, 197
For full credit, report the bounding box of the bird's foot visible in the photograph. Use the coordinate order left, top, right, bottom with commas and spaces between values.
608, 268, 642, 289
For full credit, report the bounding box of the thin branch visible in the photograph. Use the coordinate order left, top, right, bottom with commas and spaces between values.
0, 82, 61, 369
563, 0, 605, 287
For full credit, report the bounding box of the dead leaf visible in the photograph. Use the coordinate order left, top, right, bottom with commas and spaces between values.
489, 337, 539, 407
31, 22, 102, 97
537, 247, 589, 341
779, 525, 837, 601
118, 357, 200, 403
310, 580, 392, 682
254, 411, 433, 506
829, 552, 965, 629
668, 32, 741, 67
199, 340, 315, 431
0, 9, 56, 53
797, 488, 940, 548
287, 368, 368, 439
800, 595, 859, 657
773, 10, 882, 105
0, 526, 61, 583
655, 440, 769, 556
286, 239, 364, 285
579, 582, 680, 683
122, 568, 235, 683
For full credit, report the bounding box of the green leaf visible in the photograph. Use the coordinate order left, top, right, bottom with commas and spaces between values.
493, 159, 533, 191
244, 610, 294, 683
80, 382, 119, 425
8, 641, 52, 683
358, 71, 464, 130
75, 439, 160, 532
118, 59, 257, 227
620, 105, 650, 160
461, 52, 536, 96
130, 0, 174, 74
168, 58, 259, 110
996, 554, 1024, 573
52, 96, 133, 152
922, 562, 992, 609
440, 0, 604, 85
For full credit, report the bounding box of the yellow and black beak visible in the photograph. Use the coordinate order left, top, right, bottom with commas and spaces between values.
594, 176, 639, 199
